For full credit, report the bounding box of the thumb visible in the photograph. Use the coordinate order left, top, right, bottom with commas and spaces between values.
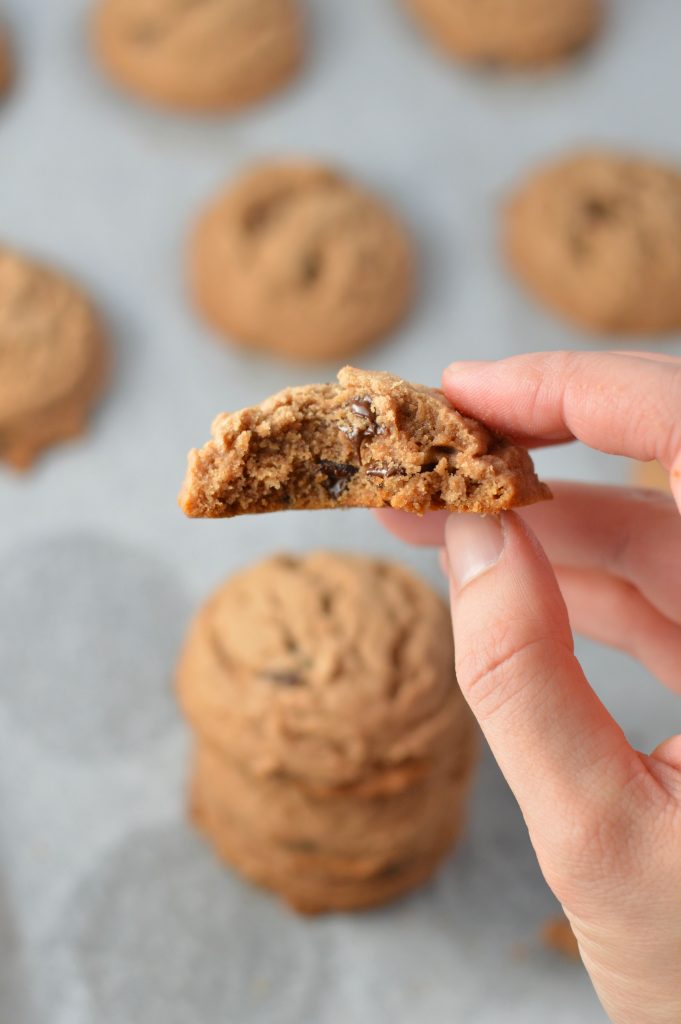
445, 512, 646, 857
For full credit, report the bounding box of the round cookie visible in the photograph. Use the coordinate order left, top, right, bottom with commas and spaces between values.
0, 247, 108, 469
189, 162, 414, 362
177, 551, 478, 913
92, 0, 303, 112
403, 0, 601, 68
504, 151, 681, 335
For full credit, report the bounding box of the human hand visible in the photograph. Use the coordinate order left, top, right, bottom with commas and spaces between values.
379, 351, 681, 1024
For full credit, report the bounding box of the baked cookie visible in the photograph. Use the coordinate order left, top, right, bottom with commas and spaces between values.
92, 0, 303, 112
178, 365, 550, 517
177, 551, 478, 912
190, 162, 413, 361
0, 22, 13, 96
505, 151, 681, 334
631, 459, 670, 493
403, 0, 601, 68
0, 247, 108, 469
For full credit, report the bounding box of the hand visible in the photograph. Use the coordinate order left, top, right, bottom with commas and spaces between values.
379, 351, 681, 1024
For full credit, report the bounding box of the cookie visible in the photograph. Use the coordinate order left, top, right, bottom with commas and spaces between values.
189, 161, 414, 361
0, 23, 13, 96
505, 151, 681, 334
542, 916, 581, 962
92, 0, 303, 112
631, 459, 670, 493
178, 365, 551, 518
403, 0, 601, 68
0, 247, 108, 470
177, 551, 478, 912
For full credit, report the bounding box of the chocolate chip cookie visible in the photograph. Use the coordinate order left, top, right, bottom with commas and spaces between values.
189, 161, 414, 361
179, 366, 550, 517
505, 151, 681, 334
177, 551, 478, 912
92, 0, 304, 112
0, 247, 108, 469
403, 0, 602, 68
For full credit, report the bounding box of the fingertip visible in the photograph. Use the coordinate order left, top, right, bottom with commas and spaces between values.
441, 359, 490, 390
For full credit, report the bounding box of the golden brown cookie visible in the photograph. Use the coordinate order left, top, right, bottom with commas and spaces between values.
92, 0, 303, 112
189, 162, 414, 361
0, 22, 13, 96
0, 247, 108, 469
505, 151, 681, 334
178, 365, 551, 517
631, 459, 671, 493
402, 0, 601, 68
177, 551, 478, 912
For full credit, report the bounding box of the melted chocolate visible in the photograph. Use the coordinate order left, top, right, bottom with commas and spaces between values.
339, 395, 386, 461
318, 460, 359, 498
366, 465, 406, 479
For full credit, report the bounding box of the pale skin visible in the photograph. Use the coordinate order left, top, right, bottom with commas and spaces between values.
378, 351, 681, 1024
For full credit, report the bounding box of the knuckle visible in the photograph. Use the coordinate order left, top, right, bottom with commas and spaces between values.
455, 626, 569, 725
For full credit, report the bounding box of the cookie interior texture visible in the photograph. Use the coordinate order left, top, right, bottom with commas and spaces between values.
179, 366, 551, 517
92, 0, 304, 112
505, 150, 681, 334
190, 161, 414, 361
177, 551, 478, 912
0, 247, 108, 469
403, 0, 601, 68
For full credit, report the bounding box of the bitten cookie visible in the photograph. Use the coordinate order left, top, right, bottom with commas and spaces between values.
177, 551, 478, 913
505, 151, 681, 334
189, 162, 414, 361
0, 247, 108, 469
92, 0, 303, 112
402, 0, 601, 68
179, 366, 550, 517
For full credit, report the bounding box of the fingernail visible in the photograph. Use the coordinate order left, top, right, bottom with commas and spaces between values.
446, 514, 505, 590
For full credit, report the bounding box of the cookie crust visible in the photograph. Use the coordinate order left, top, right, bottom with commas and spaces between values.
403, 0, 601, 68
177, 551, 478, 912
92, 0, 304, 112
505, 150, 681, 334
190, 161, 414, 361
0, 247, 108, 469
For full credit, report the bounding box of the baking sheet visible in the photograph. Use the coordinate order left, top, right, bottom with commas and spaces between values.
1, 1, 680, 1020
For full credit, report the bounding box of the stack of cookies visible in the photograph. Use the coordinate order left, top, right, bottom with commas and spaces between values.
177, 551, 478, 914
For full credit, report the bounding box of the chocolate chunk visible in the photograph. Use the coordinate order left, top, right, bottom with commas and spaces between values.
339, 394, 385, 461
419, 463, 438, 474
351, 397, 376, 421
318, 459, 359, 498
262, 669, 303, 687
366, 465, 406, 478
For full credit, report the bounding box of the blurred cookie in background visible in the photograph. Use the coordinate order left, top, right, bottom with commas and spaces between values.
0, 247, 108, 469
541, 916, 581, 962
189, 161, 414, 362
92, 0, 304, 112
0, 17, 13, 96
631, 459, 671, 493
402, 0, 602, 69
177, 551, 478, 913
504, 151, 681, 335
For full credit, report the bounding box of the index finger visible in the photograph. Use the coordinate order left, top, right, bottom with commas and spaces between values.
442, 351, 681, 471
